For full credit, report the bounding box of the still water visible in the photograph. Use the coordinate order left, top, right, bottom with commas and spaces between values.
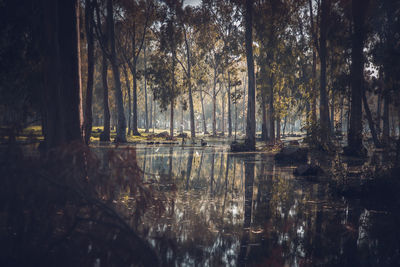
99, 143, 400, 266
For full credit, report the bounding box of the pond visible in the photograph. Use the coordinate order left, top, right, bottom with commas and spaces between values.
93, 143, 400, 267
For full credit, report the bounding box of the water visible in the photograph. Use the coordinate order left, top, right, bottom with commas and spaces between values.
98, 143, 400, 266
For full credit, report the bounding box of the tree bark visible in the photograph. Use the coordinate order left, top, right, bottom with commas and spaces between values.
348, 0, 369, 153
84, 0, 94, 145
309, 0, 318, 124
144, 42, 149, 133
101, 54, 111, 141
319, 0, 331, 144
363, 89, 381, 147
228, 72, 232, 137
184, 30, 196, 138
212, 68, 217, 136
382, 93, 390, 146
242, 75, 246, 133
269, 74, 275, 144
244, 0, 256, 150
200, 89, 207, 134
42, 0, 83, 149
221, 88, 225, 135
123, 65, 132, 135
261, 91, 268, 143
107, 0, 126, 142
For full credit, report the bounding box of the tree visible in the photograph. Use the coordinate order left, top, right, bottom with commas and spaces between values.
93, 0, 111, 141
119, 0, 154, 136
318, 0, 331, 145
346, 0, 369, 155
84, 0, 95, 144
106, 0, 126, 142
244, 0, 256, 150
41, 0, 83, 149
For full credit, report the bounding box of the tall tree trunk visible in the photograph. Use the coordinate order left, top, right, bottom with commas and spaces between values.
228, 72, 232, 137
242, 75, 246, 133
42, 0, 83, 149
309, 0, 317, 125
244, 0, 256, 150
107, 0, 126, 142
319, 0, 331, 144
330, 94, 335, 133
149, 94, 153, 129
131, 63, 140, 135
382, 93, 390, 146
101, 54, 111, 141
123, 65, 132, 135
130, 23, 140, 136
276, 115, 281, 141
144, 42, 149, 133
221, 89, 225, 135
340, 96, 344, 133
180, 103, 184, 133
84, 0, 94, 144
347, 0, 369, 154
212, 68, 217, 136
184, 30, 196, 139
200, 89, 207, 134
235, 85, 238, 140
282, 116, 287, 137
262, 91, 268, 143
170, 102, 174, 138
363, 90, 381, 147
269, 74, 275, 144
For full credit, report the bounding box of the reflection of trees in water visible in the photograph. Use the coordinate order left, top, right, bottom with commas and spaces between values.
132, 146, 400, 266
133, 146, 245, 266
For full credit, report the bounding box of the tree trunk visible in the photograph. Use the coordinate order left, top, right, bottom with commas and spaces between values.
235, 85, 238, 140
276, 115, 281, 141
262, 91, 268, 143
131, 63, 140, 135
382, 93, 390, 146
330, 95, 335, 134
309, 0, 317, 125
42, 0, 83, 149
170, 101, 174, 138
282, 116, 287, 137
363, 89, 381, 147
339, 96, 344, 133
242, 75, 246, 133
180, 103, 184, 133
200, 89, 207, 134
319, 0, 331, 144
144, 42, 149, 133
184, 31, 196, 139
123, 65, 132, 135
101, 54, 111, 141
348, 0, 369, 154
221, 89, 225, 135
84, 0, 94, 145
228, 72, 232, 137
149, 94, 153, 129
269, 74, 275, 144
107, 0, 126, 142
212, 68, 217, 136
244, 0, 256, 150
130, 22, 140, 136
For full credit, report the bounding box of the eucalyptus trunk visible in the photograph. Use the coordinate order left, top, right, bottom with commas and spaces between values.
244, 0, 256, 150
348, 0, 369, 153
319, 0, 331, 144
107, 0, 126, 142
84, 0, 94, 144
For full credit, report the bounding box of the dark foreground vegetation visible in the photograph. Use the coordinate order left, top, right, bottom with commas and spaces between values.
1, 0, 400, 266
